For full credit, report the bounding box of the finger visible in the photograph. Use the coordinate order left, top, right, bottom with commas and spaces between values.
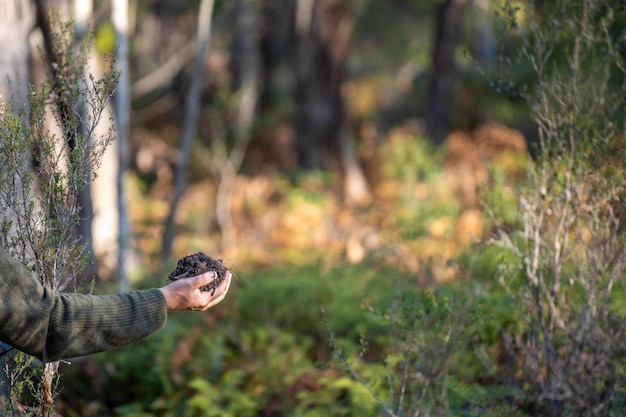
194, 271, 217, 288
212, 271, 231, 296
222, 271, 232, 292
203, 271, 232, 309
198, 273, 230, 310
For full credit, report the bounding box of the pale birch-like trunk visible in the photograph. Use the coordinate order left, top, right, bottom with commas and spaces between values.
0, 0, 31, 105
113, 0, 134, 291
0, 0, 33, 403
74, 0, 121, 279
72, 0, 96, 272
0, 0, 33, 251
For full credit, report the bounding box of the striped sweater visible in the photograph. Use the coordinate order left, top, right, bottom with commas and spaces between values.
0, 250, 167, 362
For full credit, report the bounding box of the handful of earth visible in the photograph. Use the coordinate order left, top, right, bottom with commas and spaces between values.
168, 252, 228, 295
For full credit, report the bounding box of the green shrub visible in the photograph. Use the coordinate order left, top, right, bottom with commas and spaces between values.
325, 283, 529, 417
0, 16, 117, 417
484, 2, 626, 415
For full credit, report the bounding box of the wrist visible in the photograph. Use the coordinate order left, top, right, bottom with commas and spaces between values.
159, 287, 173, 309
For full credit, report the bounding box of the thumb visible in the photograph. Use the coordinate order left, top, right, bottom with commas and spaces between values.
195, 270, 217, 288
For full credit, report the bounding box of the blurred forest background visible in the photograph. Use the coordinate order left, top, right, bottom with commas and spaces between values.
1, 0, 625, 415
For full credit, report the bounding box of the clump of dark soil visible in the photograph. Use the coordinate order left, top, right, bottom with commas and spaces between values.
168, 252, 228, 294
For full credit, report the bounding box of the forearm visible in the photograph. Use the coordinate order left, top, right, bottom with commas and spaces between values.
0, 250, 168, 362
41, 289, 167, 362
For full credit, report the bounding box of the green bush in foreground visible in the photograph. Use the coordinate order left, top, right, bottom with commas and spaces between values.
485, 1, 626, 416
0, 17, 117, 417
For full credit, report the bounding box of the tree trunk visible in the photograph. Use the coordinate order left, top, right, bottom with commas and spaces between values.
258, 0, 291, 110
0, 0, 31, 105
293, 0, 351, 170
0, 0, 32, 402
90, 112, 120, 278
470, 0, 496, 64
214, 0, 260, 249
113, 0, 133, 292
40, 361, 59, 417
73, 0, 97, 274
161, 0, 215, 258
0, 0, 32, 244
340, 130, 371, 206
293, 0, 370, 204
84, 1, 119, 279
424, 0, 470, 145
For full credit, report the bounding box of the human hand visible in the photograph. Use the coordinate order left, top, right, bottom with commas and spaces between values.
159, 270, 232, 311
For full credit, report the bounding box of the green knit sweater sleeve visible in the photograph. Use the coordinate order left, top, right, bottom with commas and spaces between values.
0, 250, 168, 362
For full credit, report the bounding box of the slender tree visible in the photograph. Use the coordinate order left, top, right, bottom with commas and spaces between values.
72, 0, 96, 271
213, 0, 260, 248
0, 0, 32, 403
0, 0, 31, 105
293, 0, 370, 204
424, 0, 470, 145
293, 0, 351, 169
112, 0, 133, 291
162, 0, 215, 258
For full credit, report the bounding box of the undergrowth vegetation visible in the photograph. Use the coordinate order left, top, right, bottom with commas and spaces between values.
60, 3, 626, 417
59, 3, 626, 415
59, 99, 530, 416
3, 1, 625, 416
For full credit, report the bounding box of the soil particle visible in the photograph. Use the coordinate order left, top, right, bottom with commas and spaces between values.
168, 252, 228, 294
